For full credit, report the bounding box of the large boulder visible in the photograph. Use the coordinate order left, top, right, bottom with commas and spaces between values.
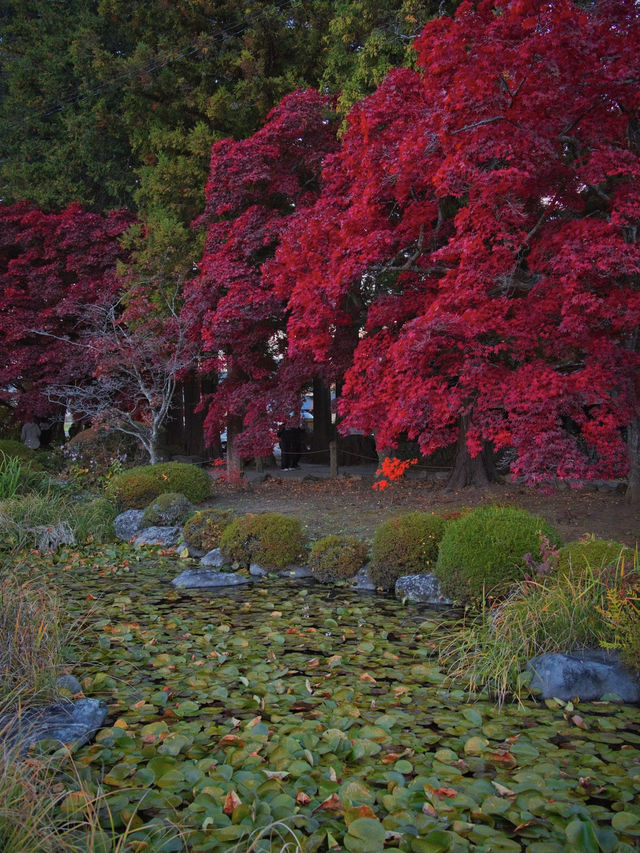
133, 526, 181, 548
395, 573, 453, 605
0, 699, 107, 752
114, 509, 145, 541
527, 650, 640, 703
172, 569, 250, 588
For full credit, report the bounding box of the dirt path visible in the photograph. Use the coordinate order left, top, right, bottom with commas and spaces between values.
207, 466, 639, 547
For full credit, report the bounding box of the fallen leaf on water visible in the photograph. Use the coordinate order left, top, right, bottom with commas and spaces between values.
222, 790, 241, 816
314, 794, 343, 812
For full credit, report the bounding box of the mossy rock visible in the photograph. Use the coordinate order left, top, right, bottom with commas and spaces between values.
369, 512, 447, 590
309, 535, 369, 583
183, 509, 236, 556
106, 462, 211, 509
142, 492, 194, 528
555, 538, 636, 579
219, 512, 306, 570
435, 504, 562, 604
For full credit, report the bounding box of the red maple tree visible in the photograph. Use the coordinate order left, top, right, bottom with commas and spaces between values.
274, 0, 640, 496
0, 202, 133, 426
183, 89, 338, 471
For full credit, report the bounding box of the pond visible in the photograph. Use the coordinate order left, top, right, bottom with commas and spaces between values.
43, 549, 640, 851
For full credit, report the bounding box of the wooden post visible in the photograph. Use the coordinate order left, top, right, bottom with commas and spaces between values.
329, 439, 338, 478
255, 456, 263, 473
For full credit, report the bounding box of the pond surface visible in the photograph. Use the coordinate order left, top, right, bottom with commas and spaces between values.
45, 549, 640, 851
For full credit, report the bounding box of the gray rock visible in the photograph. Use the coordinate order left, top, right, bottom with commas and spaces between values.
133, 526, 181, 548
527, 650, 640, 703
278, 565, 314, 579
0, 699, 107, 751
56, 674, 83, 695
201, 548, 225, 568
31, 522, 75, 552
350, 566, 377, 591
249, 562, 267, 577
172, 569, 250, 588
395, 573, 453, 605
114, 509, 145, 541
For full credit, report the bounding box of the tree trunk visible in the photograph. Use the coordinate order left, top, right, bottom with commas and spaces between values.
311, 378, 332, 464
226, 414, 244, 480
625, 418, 640, 504
447, 413, 496, 489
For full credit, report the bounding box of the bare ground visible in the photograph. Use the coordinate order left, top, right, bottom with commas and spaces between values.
208, 468, 639, 548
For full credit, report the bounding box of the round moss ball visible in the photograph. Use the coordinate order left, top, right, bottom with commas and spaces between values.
309, 535, 369, 582
369, 512, 447, 590
435, 504, 562, 604
219, 512, 306, 569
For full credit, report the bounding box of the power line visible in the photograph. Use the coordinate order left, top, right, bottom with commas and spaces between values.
2, 0, 306, 131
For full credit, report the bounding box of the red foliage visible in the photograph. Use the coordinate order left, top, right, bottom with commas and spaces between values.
373, 457, 418, 491
0, 202, 133, 419
274, 0, 640, 484
183, 90, 338, 454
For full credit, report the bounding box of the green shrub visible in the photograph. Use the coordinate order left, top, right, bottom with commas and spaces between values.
0, 452, 22, 499
141, 492, 194, 528
369, 512, 447, 589
106, 462, 211, 508
183, 509, 236, 555
0, 492, 72, 553
556, 538, 636, 578
435, 505, 562, 604
220, 512, 306, 569
309, 535, 369, 582
0, 439, 37, 464
70, 497, 118, 545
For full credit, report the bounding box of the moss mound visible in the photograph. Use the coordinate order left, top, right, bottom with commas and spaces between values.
106, 462, 211, 509
0, 439, 39, 465
369, 512, 447, 590
219, 512, 306, 570
141, 492, 194, 528
435, 505, 562, 604
556, 538, 636, 578
183, 509, 236, 555
309, 535, 369, 582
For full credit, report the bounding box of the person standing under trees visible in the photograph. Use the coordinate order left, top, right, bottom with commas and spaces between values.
278, 422, 308, 470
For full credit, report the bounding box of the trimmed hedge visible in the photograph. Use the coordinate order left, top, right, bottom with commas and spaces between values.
369, 512, 447, 590
309, 535, 369, 582
435, 505, 562, 604
219, 512, 306, 569
106, 462, 211, 509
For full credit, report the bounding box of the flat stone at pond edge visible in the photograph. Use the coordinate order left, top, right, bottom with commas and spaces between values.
133, 526, 181, 548
527, 649, 640, 703
114, 509, 145, 541
172, 569, 250, 588
395, 573, 453, 605
201, 548, 225, 568
0, 699, 107, 751
278, 565, 313, 579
